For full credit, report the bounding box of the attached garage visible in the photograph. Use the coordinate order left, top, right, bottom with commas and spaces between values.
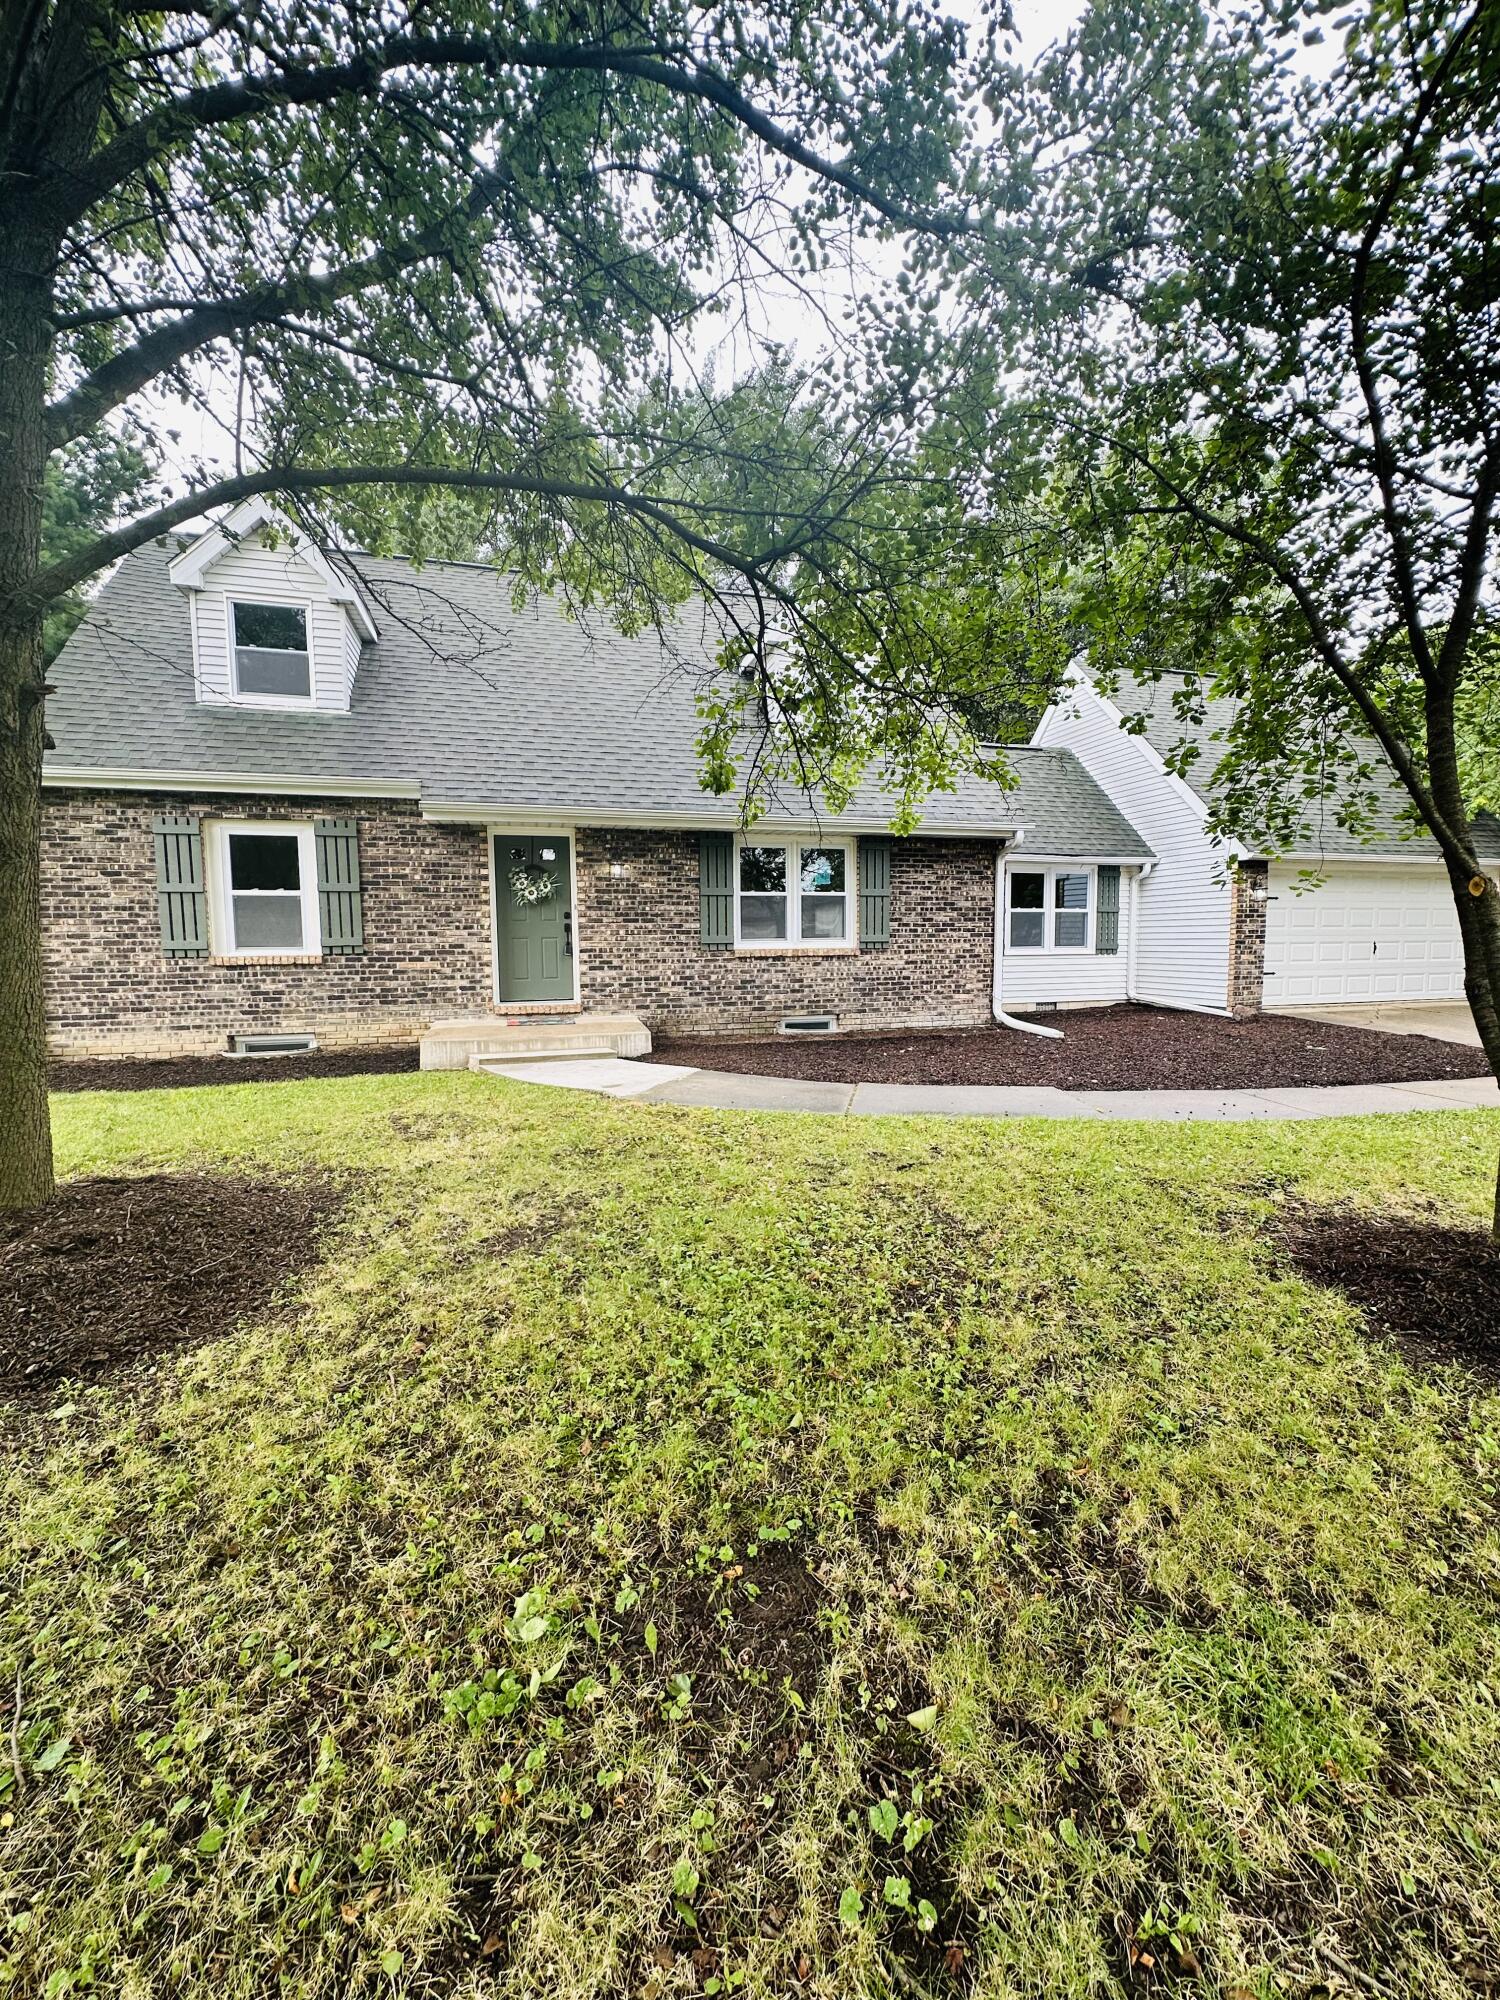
1262, 864, 1467, 1007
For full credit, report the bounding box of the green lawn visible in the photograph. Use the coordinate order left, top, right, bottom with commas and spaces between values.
4, 1076, 1500, 1999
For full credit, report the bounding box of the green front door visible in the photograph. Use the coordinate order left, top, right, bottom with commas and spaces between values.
494, 834, 574, 1003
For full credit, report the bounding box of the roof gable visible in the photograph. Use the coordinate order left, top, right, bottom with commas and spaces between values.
167, 499, 379, 641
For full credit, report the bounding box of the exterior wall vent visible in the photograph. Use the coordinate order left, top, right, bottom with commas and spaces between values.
230, 1033, 318, 1057
777, 1014, 839, 1036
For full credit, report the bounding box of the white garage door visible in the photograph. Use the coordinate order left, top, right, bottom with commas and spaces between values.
1263, 864, 1466, 1006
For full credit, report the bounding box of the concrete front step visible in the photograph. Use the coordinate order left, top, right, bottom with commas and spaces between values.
471, 1048, 616, 1072
419, 1012, 651, 1071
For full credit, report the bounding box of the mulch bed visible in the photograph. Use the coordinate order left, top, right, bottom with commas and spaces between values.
49, 1043, 419, 1093
649, 1006, 1494, 1092
0, 1172, 344, 1400
1279, 1207, 1500, 1383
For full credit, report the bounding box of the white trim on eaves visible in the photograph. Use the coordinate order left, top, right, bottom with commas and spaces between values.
42, 766, 422, 799
1036, 666, 1250, 860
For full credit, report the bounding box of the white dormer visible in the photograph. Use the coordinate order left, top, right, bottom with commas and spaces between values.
169, 499, 378, 713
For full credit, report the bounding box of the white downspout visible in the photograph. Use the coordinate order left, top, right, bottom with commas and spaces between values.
1126, 859, 1155, 1002
992, 844, 1065, 1039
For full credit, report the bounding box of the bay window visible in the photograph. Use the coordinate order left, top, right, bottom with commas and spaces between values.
1006, 866, 1094, 952
737, 840, 851, 947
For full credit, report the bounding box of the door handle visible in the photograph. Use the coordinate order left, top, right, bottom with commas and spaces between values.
564, 910, 573, 957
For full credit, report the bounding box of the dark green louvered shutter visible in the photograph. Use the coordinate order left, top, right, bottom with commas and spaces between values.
1095, 864, 1121, 954
858, 838, 891, 948
314, 818, 363, 954
152, 814, 208, 957
699, 832, 734, 947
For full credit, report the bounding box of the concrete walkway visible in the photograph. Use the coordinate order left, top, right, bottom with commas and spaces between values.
484, 1057, 1500, 1120
1274, 1001, 1482, 1048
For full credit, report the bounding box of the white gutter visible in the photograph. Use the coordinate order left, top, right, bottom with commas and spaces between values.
991, 847, 1065, 1039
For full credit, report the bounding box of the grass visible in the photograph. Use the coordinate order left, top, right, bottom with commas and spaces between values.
3, 1074, 1500, 2000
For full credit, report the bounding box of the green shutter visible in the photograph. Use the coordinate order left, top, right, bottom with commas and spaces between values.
1096, 864, 1120, 954
151, 813, 208, 957
315, 817, 363, 954
858, 838, 891, 948
699, 832, 733, 947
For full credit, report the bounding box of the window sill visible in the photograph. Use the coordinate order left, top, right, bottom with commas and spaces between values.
732, 945, 859, 958
208, 952, 323, 966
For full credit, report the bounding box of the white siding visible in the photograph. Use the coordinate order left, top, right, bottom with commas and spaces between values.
189, 536, 359, 711
1035, 679, 1233, 1012
998, 862, 1131, 1008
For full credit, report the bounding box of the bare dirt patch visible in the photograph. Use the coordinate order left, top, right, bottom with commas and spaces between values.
49, 1043, 419, 1093
649, 1006, 1492, 1091
1279, 1208, 1500, 1382
0, 1172, 345, 1399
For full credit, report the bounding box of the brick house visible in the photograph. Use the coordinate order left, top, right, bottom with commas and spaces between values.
40, 501, 1496, 1064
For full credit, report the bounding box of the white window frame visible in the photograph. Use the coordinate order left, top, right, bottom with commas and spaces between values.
734, 836, 854, 950
208, 820, 321, 958
227, 596, 315, 707
1005, 863, 1095, 954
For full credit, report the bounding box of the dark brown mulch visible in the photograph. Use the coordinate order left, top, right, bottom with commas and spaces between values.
48, 1042, 419, 1093
0, 1172, 344, 1400
649, 1006, 1494, 1092
1279, 1207, 1500, 1382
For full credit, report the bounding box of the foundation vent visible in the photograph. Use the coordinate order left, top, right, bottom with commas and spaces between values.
231, 1033, 318, 1057
777, 1014, 839, 1036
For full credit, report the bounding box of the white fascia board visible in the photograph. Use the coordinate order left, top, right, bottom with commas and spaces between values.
1029, 657, 1091, 747
1001, 852, 1154, 867
1269, 849, 1455, 866
168, 498, 380, 640
421, 800, 1032, 837
43, 765, 420, 799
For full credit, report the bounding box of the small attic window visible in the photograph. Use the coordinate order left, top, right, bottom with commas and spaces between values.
231, 600, 311, 700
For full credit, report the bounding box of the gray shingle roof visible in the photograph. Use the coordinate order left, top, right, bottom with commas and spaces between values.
1118, 675, 1500, 861
44, 540, 1153, 857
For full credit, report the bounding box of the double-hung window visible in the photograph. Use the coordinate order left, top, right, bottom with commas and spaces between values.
1007, 866, 1094, 952
737, 840, 851, 947
230, 600, 312, 701
209, 822, 320, 956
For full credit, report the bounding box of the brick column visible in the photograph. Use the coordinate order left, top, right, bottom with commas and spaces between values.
1227, 860, 1269, 1017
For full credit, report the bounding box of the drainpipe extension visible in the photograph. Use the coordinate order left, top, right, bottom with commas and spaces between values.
992, 842, 1065, 1039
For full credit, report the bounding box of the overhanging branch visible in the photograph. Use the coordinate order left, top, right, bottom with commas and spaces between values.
49, 31, 985, 245
44, 160, 518, 447
14, 462, 807, 622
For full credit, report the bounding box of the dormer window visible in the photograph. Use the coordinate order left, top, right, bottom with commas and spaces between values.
231, 601, 311, 700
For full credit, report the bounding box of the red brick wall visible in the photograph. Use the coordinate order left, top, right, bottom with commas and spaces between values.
41, 790, 492, 1057
40, 794, 1000, 1055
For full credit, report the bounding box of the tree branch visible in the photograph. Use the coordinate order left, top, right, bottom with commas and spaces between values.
1345, 4, 1481, 687
43, 158, 519, 447
47, 32, 982, 244
1073, 417, 1482, 870
14, 462, 809, 622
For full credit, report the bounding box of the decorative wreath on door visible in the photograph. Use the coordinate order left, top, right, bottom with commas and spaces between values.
508, 861, 557, 908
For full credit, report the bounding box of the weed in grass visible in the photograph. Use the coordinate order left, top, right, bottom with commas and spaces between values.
2, 1078, 1498, 1997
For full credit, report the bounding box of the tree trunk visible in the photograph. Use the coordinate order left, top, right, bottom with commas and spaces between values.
1425, 679, 1500, 1239
0, 223, 57, 1212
